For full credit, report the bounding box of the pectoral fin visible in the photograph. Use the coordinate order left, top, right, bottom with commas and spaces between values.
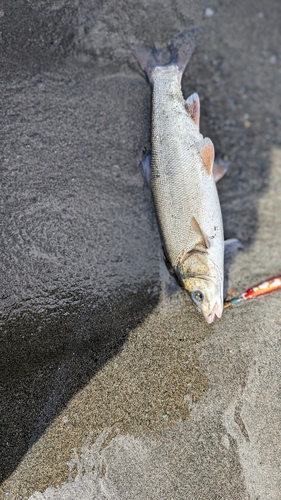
190, 216, 212, 249
224, 238, 244, 255
185, 93, 200, 126
198, 138, 215, 175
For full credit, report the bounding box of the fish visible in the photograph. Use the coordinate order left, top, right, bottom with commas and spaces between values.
134, 29, 227, 324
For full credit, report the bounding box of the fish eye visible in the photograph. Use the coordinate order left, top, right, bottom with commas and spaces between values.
191, 290, 204, 303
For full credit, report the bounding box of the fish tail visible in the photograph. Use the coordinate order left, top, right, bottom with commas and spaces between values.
133, 28, 198, 83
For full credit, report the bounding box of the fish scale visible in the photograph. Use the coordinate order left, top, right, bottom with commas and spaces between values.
151, 66, 223, 268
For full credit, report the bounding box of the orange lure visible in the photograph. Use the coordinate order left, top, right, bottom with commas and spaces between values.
224, 275, 281, 308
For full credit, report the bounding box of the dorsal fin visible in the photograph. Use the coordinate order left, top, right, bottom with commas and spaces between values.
190, 216, 212, 249
198, 138, 215, 175
185, 93, 200, 126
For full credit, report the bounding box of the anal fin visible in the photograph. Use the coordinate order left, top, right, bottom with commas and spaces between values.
185, 93, 200, 126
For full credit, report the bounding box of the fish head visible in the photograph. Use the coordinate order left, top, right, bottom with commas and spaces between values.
188, 279, 223, 323
178, 251, 223, 324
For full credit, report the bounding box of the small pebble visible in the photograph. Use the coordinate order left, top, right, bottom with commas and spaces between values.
256, 12, 264, 18
270, 55, 277, 64
205, 7, 214, 17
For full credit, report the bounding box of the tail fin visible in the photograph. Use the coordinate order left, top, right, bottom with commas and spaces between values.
133, 28, 198, 83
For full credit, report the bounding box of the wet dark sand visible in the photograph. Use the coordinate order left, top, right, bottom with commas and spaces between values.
1, 0, 281, 498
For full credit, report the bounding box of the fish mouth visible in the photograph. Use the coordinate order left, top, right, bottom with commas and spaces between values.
205, 302, 222, 324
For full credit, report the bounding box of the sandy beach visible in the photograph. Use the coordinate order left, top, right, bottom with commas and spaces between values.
1, 0, 281, 498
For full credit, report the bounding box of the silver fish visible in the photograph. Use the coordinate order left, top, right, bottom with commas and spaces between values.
135, 29, 226, 323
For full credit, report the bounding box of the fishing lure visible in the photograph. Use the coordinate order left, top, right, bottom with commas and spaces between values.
224, 275, 281, 308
